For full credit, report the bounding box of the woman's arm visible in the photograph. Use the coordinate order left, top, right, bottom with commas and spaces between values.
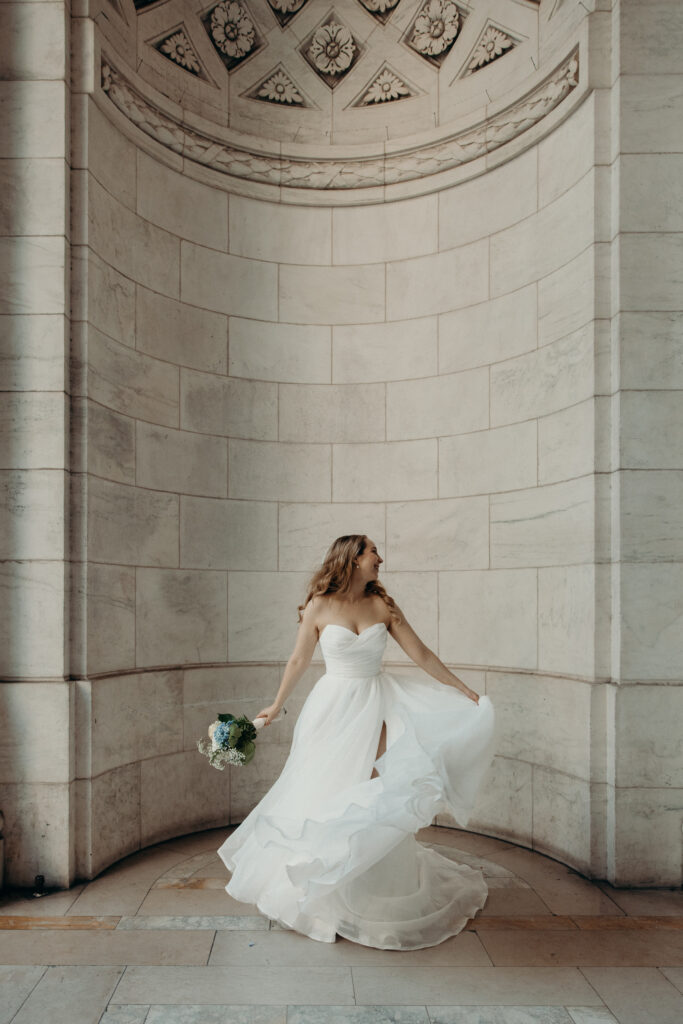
255, 598, 320, 724
388, 603, 480, 704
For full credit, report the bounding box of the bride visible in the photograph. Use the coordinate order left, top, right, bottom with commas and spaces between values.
217, 534, 496, 950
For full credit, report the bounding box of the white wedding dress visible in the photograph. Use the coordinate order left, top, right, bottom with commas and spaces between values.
217, 621, 496, 950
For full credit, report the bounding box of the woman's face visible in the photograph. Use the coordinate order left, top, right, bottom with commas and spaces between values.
356, 537, 383, 579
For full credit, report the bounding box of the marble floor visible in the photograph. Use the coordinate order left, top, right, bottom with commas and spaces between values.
1, 825, 682, 1024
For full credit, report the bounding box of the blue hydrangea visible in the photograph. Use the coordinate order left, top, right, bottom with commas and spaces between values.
213, 721, 232, 747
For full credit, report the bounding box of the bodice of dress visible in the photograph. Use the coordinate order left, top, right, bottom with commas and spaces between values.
319, 622, 387, 678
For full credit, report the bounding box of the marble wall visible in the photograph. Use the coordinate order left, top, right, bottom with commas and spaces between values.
1, 0, 681, 890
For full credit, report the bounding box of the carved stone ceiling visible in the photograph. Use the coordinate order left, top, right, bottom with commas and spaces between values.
100, 0, 544, 146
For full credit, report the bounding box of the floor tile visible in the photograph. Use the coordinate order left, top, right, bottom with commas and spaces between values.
566, 1009, 619, 1024
478, 889, 553, 917
469, 918, 578, 931
0, 929, 214, 966
114, 966, 355, 1005
0, 964, 46, 1024
136, 889, 259, 917
288, 1008, 429, 1023
155, 829, 230, 855
580, 966, 683, 1024
595, 887, 683, 917
0, 914, 119, 930
427, 1009, 572, 1023
67, 852, 191, 917
208, 929, 491, 966
10, 965, 123, 1024
484, 852, 623, 917
573, 916, 683, 931
146, 1007, 286, 1023
419, 826, 514, 857
0, 885, 86, 916
117, 914, 268, 931
660, 966, 683, 994
351, 966, 603, 1005
477, 928, 683, 966
98, 1007, 150, 1024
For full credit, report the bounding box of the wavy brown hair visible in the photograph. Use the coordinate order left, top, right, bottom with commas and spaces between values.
297, 534, 402, 625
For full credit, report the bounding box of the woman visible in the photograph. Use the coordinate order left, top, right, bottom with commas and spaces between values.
217, 534, 496, 950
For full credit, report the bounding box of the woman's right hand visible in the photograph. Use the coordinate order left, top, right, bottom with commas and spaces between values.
254, 704, 282, 727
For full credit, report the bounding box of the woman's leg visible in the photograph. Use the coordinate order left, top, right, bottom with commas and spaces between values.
370, 721, 387, 779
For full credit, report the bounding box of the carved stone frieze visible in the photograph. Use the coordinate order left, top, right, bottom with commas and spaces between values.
100, 49, 579, 192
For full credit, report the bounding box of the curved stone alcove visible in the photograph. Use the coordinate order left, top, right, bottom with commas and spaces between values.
1, 0, 682, 894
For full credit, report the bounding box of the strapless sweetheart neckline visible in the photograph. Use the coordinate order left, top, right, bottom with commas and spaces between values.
319, 621, 388, 640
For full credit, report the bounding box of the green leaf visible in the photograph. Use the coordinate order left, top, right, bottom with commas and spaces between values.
242, 740, 256, 764
217, 713, 234, 723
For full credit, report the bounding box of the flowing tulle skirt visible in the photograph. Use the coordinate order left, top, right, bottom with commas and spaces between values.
217, 667, 496, 950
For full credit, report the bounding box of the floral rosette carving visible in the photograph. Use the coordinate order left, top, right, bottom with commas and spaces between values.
411, 0, 460, 58
467, 25, 514, 73
159, 31, 201, 74
258, 68, 303, 104
360, 0, 400, 13
210, 1, 255, 59
310, 22, 355, 75
268, 0, 307, 12
362, 68, 410, 104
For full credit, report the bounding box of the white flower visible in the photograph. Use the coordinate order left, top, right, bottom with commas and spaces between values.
211, 1, 255, 60
411, 0, 460, 57
361, 0, 399, 12
161, 31, 200, 73
309, 22, 355, 76
269, 0, 306, 12
259, 69, 303, 104
363, 69, 409, 104
467, 26, 513, 72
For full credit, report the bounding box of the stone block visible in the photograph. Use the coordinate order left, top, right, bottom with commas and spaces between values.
386, 368, 489, 440
136, 569, 228, 667
613, 785, 683, 886
379, 571, 439, 664
387, 239, 488, 320
0, 681, 71, 783
180, 241, 277, 319
618, 154, 683, 233
136, 422, 228, 498
80, 398, 136, 485
467, 754, 533, 847
279, 263, 385, 325
490, 172, 595, 297
538, 92, 596, 207
87, 175, 180, 298
140, 751, 229, 847
0, 1, 66, 79
539, 565, 599, 678
0, 391, 66, 469
491, 476, 595, 568
439, 285, 537, 374
180, 496, 277, 570
616, 684, 683, 788
619, 312, 683, 389
0, 781, 71, 887
618, 233, 683, 311
0, 314, 66, 392
618, 0, 683, 74
85, 563, 135, 677
229, 742, 291, 822
137, 286, 228, 375
138, 151, 227, 250
278, 503, 385, 572
486, 673, 592, 780
227, 571, 310, 662
0, 469, 65, 559
87, 326, 179, 427
386, 496, 488, 571
538, 246, 608, 347
439, 421, 537, 498
229, 439, 331, 501
0, 158, 66, 236
0, 235, 66, 315
620, 563, 683, 680
230, 195, 331, 264
88, 763, 141, 877
439, 147, 537, 248
180, 369, 277, 441
229, 318, 330, 383
438, 569, 537, 669
333, 194, 438, 264
279, 382, 385, 443
0, 561, 65, 677
618, 74, 683, 154
71, 246, 135, 346
532, 767, 592, 872
333, 318, 437, 383
491, 324, 594, 426
87, 476, 178, 568
621, 470, 683, 562
539, 399, 595, 485
620, 391, 683, 469
78, 99, 136, 210
0, 81, 66, 159
90, 670, 183, 775
333, 439, 437, 502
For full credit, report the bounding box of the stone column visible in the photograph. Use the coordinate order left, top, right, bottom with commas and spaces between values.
0, 0, 73, 888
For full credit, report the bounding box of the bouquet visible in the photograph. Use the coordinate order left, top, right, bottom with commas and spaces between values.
197, 710, 285, 770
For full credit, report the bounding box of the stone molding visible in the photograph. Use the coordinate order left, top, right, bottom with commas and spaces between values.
100, 47, 579, 194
